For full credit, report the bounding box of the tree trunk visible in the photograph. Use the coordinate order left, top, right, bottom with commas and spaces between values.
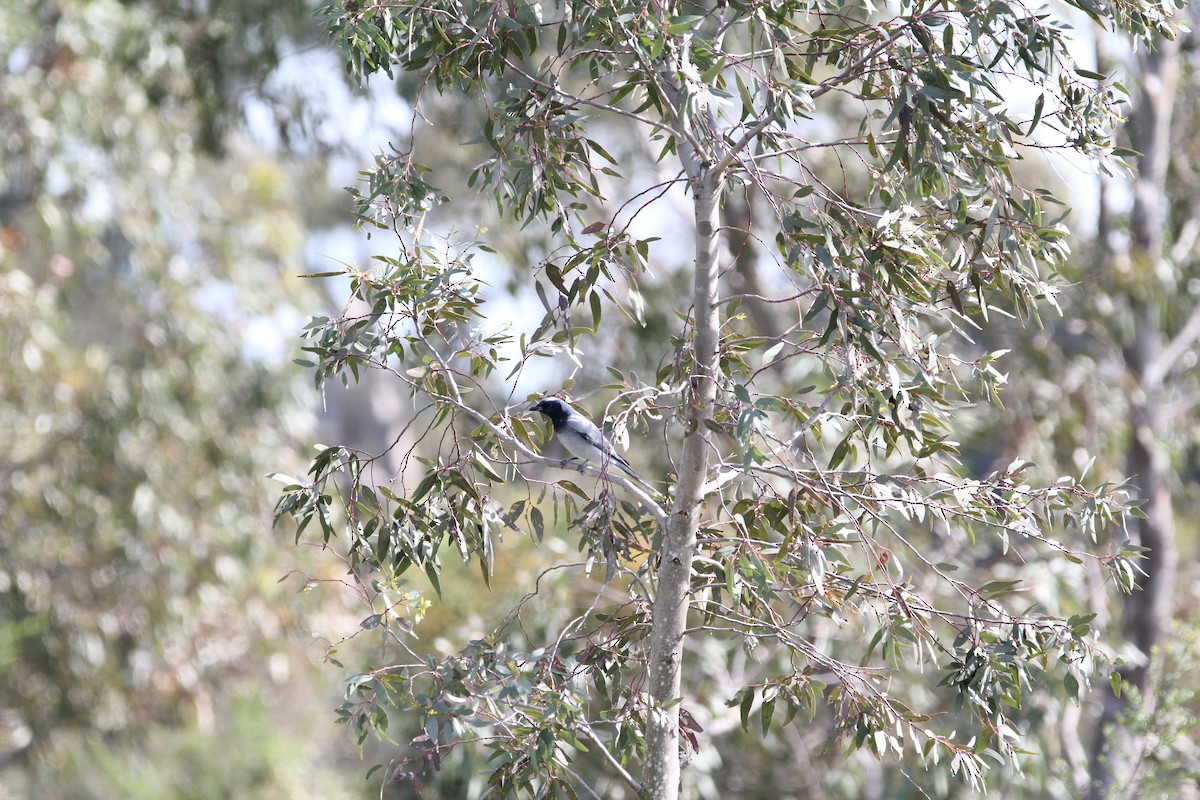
1087, 36, 1181, 800
641, 166, 723, 800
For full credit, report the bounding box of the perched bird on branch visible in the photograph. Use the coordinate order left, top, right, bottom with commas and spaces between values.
531, 397, 641, 482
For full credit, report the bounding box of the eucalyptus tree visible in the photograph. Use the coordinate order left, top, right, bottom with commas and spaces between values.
280, 0, 1177, 796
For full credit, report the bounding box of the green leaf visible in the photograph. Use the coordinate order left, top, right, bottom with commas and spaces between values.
425, 563, 442, 598
979, 579, 1024, 599
411, 472, 438, 504
590, 290, 602, 334
828, 432, 855, 470
1063, 671, 1079, 701
1027, 93, 1045, 135
761, 697, 775, 736
739, 688, 755, 732
530, 506, 545, 542
474, 450, 505, 482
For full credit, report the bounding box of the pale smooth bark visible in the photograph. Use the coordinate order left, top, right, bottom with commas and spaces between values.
641, 165, 723, 800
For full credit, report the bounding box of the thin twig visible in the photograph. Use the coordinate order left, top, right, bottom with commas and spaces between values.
578, 723, 646, 796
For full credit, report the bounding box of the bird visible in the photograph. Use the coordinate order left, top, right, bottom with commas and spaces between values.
530, 397, 642, 481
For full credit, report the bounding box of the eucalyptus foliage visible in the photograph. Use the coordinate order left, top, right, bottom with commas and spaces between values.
279, 0, 1176, 795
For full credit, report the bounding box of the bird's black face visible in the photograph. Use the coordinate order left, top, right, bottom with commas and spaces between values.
531, 398, 571, 426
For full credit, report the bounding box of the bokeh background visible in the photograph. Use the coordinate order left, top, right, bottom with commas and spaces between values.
2, 1, 1199, 798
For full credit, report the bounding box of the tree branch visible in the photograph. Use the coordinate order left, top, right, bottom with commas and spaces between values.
1144, 297, 1200, 387
579, 722, 646, 797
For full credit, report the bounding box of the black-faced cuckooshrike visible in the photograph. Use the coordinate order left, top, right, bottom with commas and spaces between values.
531, 397, 641, 481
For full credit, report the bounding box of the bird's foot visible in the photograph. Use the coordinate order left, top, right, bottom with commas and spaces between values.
559, 457, 588, 474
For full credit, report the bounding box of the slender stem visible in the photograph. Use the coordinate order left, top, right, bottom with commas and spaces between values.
579, 723, 646, 796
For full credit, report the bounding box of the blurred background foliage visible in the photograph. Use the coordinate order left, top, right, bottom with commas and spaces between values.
2, 0, 1200, 798
0, 0, 370, 795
